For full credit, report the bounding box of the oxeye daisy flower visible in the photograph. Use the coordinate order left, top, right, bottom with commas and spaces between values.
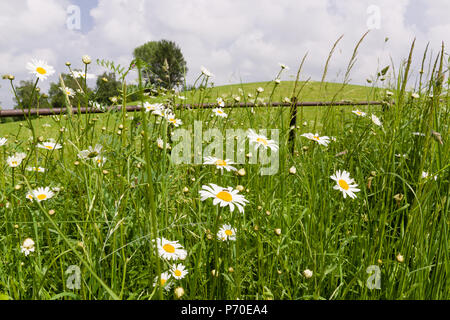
156, 238, 187, 261
157, 138, 171, 150
421, 171, 437, 180
30, 187, 55, 202
0, 137, 7, 146
256, 87, 264, 93
330, 170, 360, 199
26, 166, 46, 173
203, 156, 237, 172
93, 156, 106, 167
201, 66, 213, 77
72, 70, 95, 79
78, 144, 103, 160
279, 63, 289, 70
247, 129, 278, 151
411, 92, 420, 99
37, 141, 62, 151
371, 114, 382, 127
212, 108, 227, 118
7, 153, 26, 168
199, 184, 249, 213
352, 110, 366, 117
165, 113, 182, 127
386, 90, 394, 96
152, 105, 168, 117
170, 264, 188, 280
60, 87, 75, 98
26, 59, 55, 80
217, 224, 237, 241
216, 97, 225, 107
20, 238, 35, 256
143, 102, 164, 113
153, 272, 173, 291
301, 133, 331, 147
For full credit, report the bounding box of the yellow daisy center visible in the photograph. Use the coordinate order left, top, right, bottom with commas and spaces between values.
215, 159, 227, 166
169, 118, 176, 123
338, 179, 350, 190
37, 194, 47, 200
313, 136, 320, 140
163, 243, 175, 253
217, 110, 223, 114
36, 67, 47, 75
257, 137, 268, 145
216, 191, 232, 202
174, 270, 182, 277
45, 145, 53, 149
160, 279, 167, 286
12, 161, 17, 166
225, 229, 233, 236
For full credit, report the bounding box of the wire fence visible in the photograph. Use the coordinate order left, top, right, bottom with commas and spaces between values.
0, 100, 383, 117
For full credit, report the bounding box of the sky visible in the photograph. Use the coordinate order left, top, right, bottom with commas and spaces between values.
0, 0, 449, 109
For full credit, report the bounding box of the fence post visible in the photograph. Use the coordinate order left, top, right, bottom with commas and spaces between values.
288, 97, 298, 154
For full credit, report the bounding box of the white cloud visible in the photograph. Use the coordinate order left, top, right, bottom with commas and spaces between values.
0, 0, 448, 108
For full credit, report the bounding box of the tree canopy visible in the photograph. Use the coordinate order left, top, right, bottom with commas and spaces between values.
133, 39, 187, 89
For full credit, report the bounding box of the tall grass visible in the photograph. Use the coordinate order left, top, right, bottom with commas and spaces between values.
0, 39, 448, 300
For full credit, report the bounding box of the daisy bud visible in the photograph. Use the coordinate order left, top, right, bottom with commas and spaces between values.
257, 206, 262, 210
367, 176, 374, 190
277, 270, 282, 275
82, 55, 92, 64
377, 259, 383, 264
8, 75, 15, 80
102, 127, 106, 131
266, 210, 271, 216
236, 185, 244, 192
254, 225, 259, 231
74, 161, 80, 166
174, 287, 185, 299
302, 146, 309, 152
14, 224, 19, 229
102, 77, 108, 82
396, 254, 404, 263
274, 78, 281, 84
238, 168, 246, 176
274, 228, 281, 236
191, 177, 196, 182
246, 153, 252, 158
371, 171, 377, 177
211, 269, 219, 277
48, 209, 55, 215
65, 62, 71, 66
289, 166, 296, 174
119, 124, 124, 129
303, 269, 313, 279
117, 130, 122, 135
14, 185, 21, 190
394, 193, 404, 204
183, 187, 189, 193
103, 170, 109, 175
38, 136, 44, 142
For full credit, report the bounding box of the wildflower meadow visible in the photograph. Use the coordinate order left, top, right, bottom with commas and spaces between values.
0, 37, 448, 302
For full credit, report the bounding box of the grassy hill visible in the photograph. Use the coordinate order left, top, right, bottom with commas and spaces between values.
0, 80, 382, 140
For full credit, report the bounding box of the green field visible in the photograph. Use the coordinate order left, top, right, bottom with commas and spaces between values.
0, 63, 448, 301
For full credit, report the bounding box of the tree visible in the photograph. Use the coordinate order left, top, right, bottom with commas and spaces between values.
48, 73, 93, 108
13, 80, 51, 110
133, 39, 188, 89
95, 72, 121, 105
